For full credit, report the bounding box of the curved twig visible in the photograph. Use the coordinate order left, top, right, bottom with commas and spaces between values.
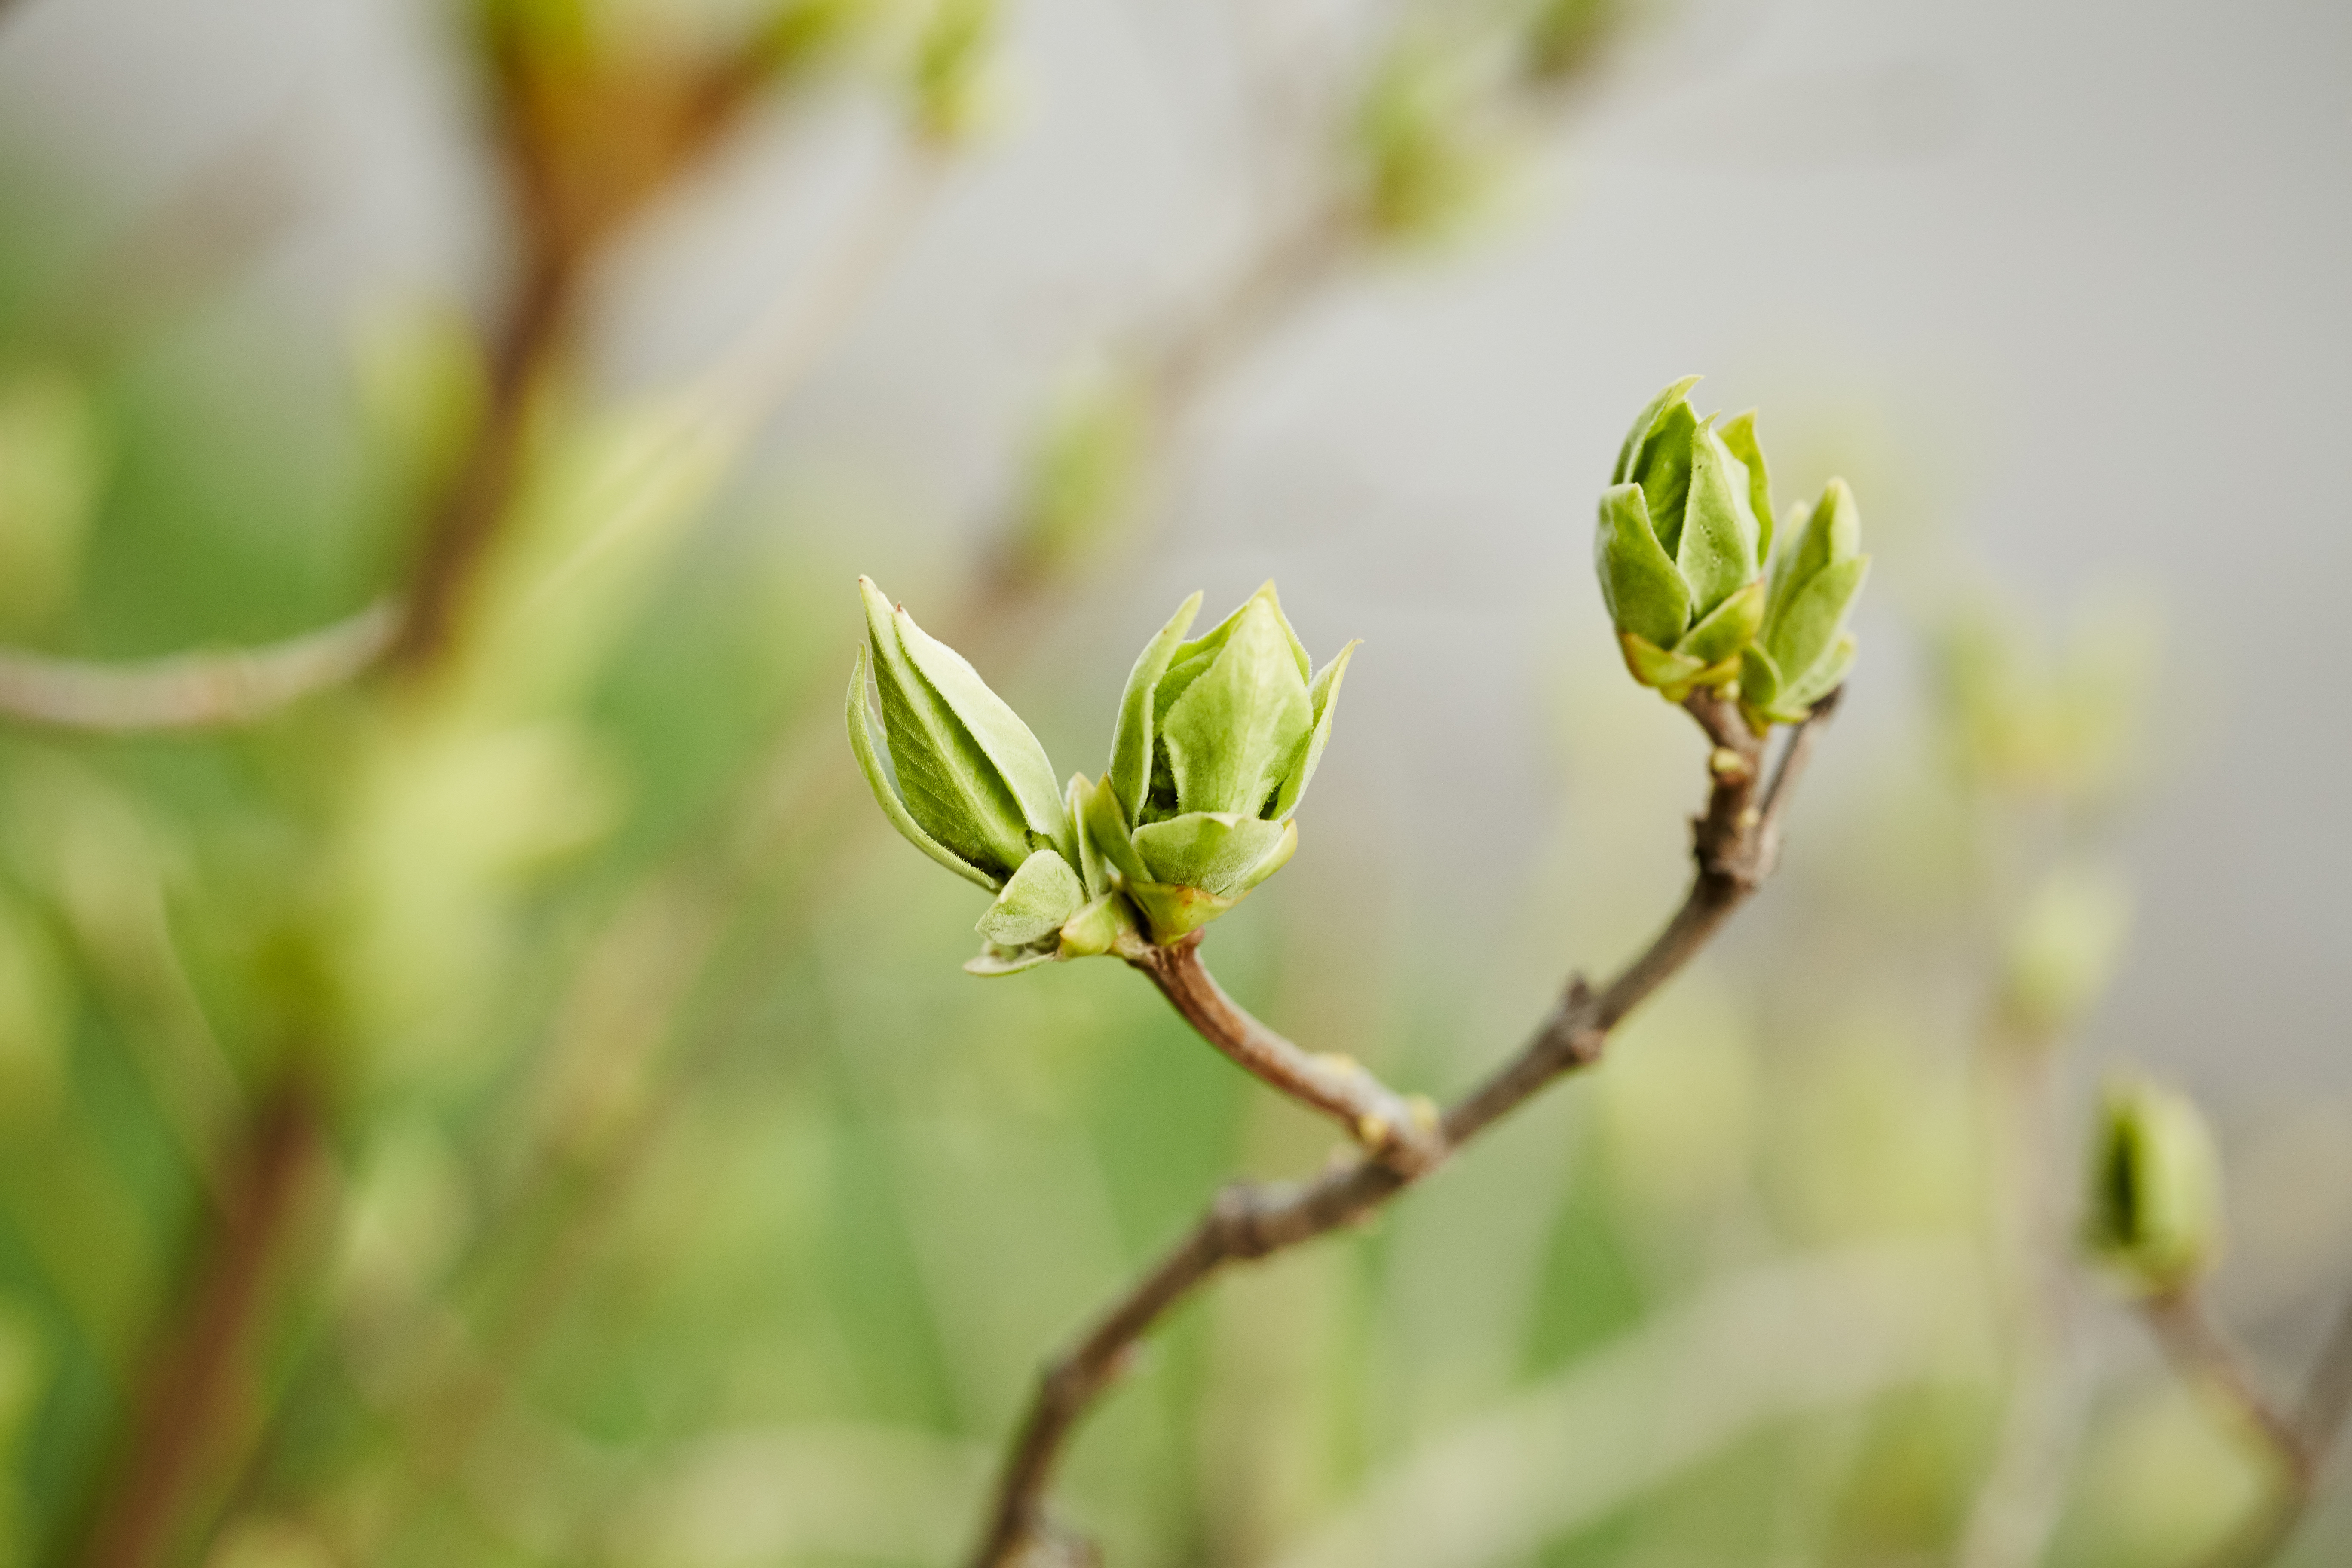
0, 603, 395, 732
968, 695, 1819, 1567
2151, 1276, 2352, 1568
1130, 935, 1443, 1173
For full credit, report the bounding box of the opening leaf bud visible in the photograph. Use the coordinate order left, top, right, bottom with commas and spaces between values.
1090, 582, 1353, 942
2082, 1077, 2223, 1296
1595, 377, 1769, 700
846, 576, 1105, 975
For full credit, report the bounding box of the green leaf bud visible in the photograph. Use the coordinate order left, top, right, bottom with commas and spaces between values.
1596, 378, 1772, 699
1008, 362, 1152, 579
1351, 46, 1496, 243
2083, 1078, 2223, 1296
747, 0, 871, 84
2001, 864, 2134, 1038
910, 0, 997, 146
1742, 478, 1869, 728
849, 577, 1104, 976
1523, 0, 1623, 84
1092, 583, 1350, 941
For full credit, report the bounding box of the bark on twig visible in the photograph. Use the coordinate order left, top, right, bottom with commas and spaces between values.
74, 1080, 327, 1568
1131, 936, 1443, 1173
968, 692, 1827, 1567
2299, 1287, 2352, 1468
2144, 1277, 2352, 1568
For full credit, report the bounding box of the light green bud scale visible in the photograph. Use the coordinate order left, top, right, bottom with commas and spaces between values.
847, 576, 1353, 974
1594, 376, 1869, 724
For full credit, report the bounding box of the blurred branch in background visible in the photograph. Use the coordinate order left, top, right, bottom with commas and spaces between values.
0, 605, 393, 732
1947, 596, 2145, 1568
2139, 1260, 2352, 1566
1268, 1243, 1980, 1568
60, 1, 907, 1561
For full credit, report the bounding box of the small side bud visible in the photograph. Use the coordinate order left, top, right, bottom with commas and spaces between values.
2083, 1077, 2223, 1296
2001, 865, 2133, 1038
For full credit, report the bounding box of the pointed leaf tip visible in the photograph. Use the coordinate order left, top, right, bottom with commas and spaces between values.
1108, 591, 1204, 821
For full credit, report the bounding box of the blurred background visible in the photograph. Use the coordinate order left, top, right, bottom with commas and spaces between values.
0, 0, 2346, 1563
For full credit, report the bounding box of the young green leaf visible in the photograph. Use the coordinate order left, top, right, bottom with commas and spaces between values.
845, 645, 1000, 891
1595, 482, 1691, 649
1716, 409, 1775, 567
1108, 591, 1202, 822
975, 849, 1087, 946
1132, 812, 1294, 898
1270, 640, 1359, 821
1675, 422, 1763, 617
1160, 596, 1314, 818
858, 577, 1034, 875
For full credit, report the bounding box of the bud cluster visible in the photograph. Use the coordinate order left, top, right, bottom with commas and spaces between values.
854, 374, 1876, 977
848, 577, 1351, 974
1594, 377, 1869, 726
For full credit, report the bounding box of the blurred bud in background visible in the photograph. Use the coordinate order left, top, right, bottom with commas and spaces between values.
1003, 358, 1151, 582
0, 370, 101, 636
908, 0, 999, 147
748, 0, 876, 83
1520, 0, 1627, 84
2084, 1076, 2222, 1297
1932, 591, 2159, 808
1999, 861, 2134, 1040
1350, 43, 1503, 245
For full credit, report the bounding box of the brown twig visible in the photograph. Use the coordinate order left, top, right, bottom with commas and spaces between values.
1130, 935, 1442, 1173
968, 692, 1821, 1567
2299, 1286, 2352, 1467
2141, 1289, 2313, 1568
74, 1078, 328, 1568
2147, 1276, 2352, 1568
383, 238, 577, 673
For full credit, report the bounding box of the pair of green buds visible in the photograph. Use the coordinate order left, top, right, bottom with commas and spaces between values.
1594, 376, 1870, 726
848, 577, 1354, 975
